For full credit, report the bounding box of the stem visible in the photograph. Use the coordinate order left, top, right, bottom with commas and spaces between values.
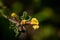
1, 13, 17, 23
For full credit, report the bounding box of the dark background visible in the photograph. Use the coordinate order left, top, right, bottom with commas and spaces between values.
0, 0, 60, 40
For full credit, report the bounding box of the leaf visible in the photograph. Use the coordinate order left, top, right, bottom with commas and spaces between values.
9, 22, 19, 37
22, 11, 27, 19
21, 11, 31, 20
14, 27, 19, 37
26, 16, 31, 21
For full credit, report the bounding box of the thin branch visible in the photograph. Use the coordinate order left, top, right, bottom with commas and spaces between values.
1, 13, 17, 23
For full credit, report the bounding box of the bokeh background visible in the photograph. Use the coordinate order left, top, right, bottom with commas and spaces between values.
0, 0, 60, 40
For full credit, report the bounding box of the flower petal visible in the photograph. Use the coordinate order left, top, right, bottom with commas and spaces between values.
31, 18, 39, 25
32, 25, 39, 30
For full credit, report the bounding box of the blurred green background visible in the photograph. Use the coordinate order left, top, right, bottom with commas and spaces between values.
0, 0, 60, 40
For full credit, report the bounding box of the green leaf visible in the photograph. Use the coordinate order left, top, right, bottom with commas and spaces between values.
23, 11, 27, 19
21, 11, 27, 20
26, 16, 31, 21
21, 11, 31, 20
14, 27, 19, 37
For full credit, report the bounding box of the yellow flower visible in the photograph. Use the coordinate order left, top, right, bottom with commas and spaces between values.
32, 25, 39, 30
11, 13, 16, 17
31, 18, 39, 25
31, 18, 39, 30
21, 20, 26, 24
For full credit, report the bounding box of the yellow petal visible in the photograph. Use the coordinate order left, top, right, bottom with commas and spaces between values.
32, 25, 39, 30
21, 20, 26, 24
31, 18, 39, 25
11, 13, 16, 17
